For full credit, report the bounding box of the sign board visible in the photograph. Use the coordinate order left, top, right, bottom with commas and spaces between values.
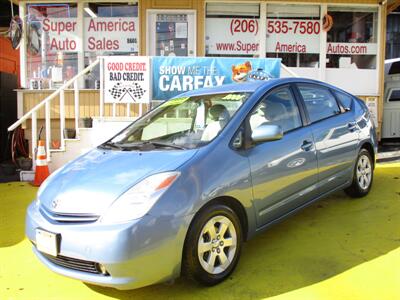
206, 18, 260, 55
326, 43, 377, 56
84, 18, 138, 52
41, 17, 139, 53
152, 57, 281, 100
103, 56, 150, 103
365, 97, 378, 127
206, 17, 378, 56
266, 19, 320, 54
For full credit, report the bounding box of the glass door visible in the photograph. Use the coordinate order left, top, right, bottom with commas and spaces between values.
147, 10, 196, 56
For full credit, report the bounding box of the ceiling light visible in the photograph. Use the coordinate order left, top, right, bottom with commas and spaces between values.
84, 7, 97, 18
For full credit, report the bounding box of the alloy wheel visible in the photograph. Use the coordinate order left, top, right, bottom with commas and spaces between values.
356, 154, 372, 190
197, 215, 237, 275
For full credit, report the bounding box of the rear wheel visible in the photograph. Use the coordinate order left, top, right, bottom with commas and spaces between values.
345, 149, 373, 197
183, 204, 242, 286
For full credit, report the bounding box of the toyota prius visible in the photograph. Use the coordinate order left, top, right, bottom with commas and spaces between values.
26, 78, 377, 289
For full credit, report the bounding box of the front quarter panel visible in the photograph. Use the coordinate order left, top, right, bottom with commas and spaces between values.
149, 142, 256, 239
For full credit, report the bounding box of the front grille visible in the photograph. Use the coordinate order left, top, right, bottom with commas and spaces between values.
40, 206, 99, 223
42, 253, 108, 275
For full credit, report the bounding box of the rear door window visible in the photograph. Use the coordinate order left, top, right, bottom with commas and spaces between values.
333, 90, 353, 110
297, 84, 341, 123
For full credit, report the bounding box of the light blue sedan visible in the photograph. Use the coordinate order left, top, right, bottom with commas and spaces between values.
26, 78, 377, 289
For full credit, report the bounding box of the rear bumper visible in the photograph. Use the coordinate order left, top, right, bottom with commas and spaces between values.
26, 202, 193, 290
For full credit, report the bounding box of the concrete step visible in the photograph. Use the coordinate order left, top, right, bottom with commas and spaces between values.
47, 117, 137, 172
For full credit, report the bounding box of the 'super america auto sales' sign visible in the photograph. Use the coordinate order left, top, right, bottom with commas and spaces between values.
41, 17, 138, 52
103, 56, 150, 104
205, 17, 377, 56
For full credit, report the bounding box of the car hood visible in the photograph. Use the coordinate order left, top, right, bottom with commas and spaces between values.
38, 148, 197, 215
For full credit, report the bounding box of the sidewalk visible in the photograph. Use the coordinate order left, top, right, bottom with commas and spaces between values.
377, 142, 400, 163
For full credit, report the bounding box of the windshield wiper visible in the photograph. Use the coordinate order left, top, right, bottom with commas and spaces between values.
147, 141, 187, 150
98, 141, 124, 150
99, 141, 187, 151
120, 141, 187, 150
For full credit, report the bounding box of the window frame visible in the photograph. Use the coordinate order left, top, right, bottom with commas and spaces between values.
244, 83, 306, 140
386, 88, 400, 103
294, 83, 342, 124
331, 89, 354, 112
22, 1, 140, 89
325, 6, 379, 70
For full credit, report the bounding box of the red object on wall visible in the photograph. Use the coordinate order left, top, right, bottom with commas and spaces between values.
0, 36, 20, 87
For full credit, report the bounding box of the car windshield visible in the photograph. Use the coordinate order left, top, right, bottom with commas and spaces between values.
101, 92, 251, 150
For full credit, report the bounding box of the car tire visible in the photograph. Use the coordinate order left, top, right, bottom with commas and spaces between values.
182, 203, 243, 286
345, 149, 373, 198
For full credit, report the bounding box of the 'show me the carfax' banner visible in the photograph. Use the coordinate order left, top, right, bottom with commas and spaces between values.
152, 57, 281, 100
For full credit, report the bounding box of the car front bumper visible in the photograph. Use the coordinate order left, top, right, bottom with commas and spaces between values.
26, 202, 193, 290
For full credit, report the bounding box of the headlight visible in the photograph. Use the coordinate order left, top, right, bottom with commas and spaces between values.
101, 171, 180, 224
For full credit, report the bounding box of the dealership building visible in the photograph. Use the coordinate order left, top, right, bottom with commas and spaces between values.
1, 0, 399, 169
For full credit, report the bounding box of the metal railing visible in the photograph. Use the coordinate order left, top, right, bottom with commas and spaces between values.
8, 59, 100, 163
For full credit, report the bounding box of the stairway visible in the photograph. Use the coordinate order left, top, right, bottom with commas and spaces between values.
48, 117, 136, 172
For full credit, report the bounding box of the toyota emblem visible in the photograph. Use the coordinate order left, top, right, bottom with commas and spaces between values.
51, 199, 59, 209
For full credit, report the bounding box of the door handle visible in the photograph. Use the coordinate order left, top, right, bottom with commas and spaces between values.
348, 122, 357, 132
301, 140, 314, 151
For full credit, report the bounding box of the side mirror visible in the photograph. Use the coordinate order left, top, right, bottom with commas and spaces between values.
251, 124, 283, 143
232, 130, 244, 149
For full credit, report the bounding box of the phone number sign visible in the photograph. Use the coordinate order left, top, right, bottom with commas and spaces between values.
206, 17, 376, 56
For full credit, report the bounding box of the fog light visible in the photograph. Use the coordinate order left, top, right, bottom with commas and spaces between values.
98, 263, 107, 275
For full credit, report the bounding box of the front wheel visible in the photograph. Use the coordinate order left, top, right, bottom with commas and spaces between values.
182, 204, 242, 286
345, 149, 373, 197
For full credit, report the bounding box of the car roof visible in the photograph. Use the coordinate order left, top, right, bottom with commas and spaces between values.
385, 58, 400, 75
176, 78, 338, 98
177, 80, 266, 97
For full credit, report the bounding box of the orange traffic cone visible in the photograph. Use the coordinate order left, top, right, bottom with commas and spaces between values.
33, 140, 50, 186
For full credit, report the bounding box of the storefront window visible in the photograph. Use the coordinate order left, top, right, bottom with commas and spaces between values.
26, 3, 78, 89
326, 7, 378, 69
156, 14, 189, 56
386, 13, 400, 59
205, 3, 260, 57
84, 2, 139, 88
266, 4, 320, 68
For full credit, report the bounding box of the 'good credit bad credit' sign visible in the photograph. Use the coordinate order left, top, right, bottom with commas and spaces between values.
103, 56, 149, 103
42, 17, 138, 52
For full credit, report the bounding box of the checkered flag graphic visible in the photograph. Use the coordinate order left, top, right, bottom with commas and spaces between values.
109, 82, 146, 102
